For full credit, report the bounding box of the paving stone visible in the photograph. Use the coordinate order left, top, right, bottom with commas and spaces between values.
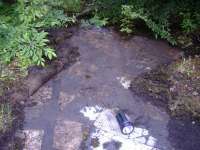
53, 120, 82, 150
58, 92, 75, 111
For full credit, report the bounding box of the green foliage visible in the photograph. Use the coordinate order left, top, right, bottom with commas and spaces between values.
18, 29, 56, 66
89, 15, 108, 28
120, 5, 175, 44
61, 0, 83, 13
80, 15, 108, 28
0, 0, 76, 68
93, 0, 200, 45
180, 12, 198, 33
93, 0, 124, 24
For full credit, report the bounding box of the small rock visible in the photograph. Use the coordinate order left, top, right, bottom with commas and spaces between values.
192, 91, 198, 96
19, 100, 25, 105
145, 67, 151, 70
170, 86, 176, 92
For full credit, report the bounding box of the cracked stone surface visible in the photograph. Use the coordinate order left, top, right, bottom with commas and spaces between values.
23, 27, 200, 150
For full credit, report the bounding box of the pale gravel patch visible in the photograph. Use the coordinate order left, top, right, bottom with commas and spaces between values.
23, 129, 44, 150
80, 106, 160, 150
117, 77, 131, 89
53, 120, 82, 150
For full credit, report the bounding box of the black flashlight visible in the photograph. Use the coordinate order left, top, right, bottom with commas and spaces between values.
116, 111, 134, 135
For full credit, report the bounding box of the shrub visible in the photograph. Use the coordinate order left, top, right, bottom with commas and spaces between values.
0, 0, 76, 68
89, 15, 108, 28
61, 0, 83, 13
93, 0, 200, 45
120, 5, 175, 44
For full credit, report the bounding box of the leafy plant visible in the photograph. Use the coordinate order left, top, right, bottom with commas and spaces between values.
0, 0, 76, 69
92, 0, 200, 45
180, 12, 198, 33
89, 15, 108, 28
18, 29, 56, 66
61, 0, 83, 13
120, 5, 175, 44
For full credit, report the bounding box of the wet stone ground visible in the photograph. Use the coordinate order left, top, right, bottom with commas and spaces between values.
21, 27, 200, 150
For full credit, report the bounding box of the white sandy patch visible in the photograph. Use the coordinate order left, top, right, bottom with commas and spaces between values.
80, 105, 103, 121
80, 106, 159, 150
117, 77, 131, 89
23, 129, 44, 150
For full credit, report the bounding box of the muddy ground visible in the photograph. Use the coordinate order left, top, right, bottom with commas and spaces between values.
1, 26, 200, 150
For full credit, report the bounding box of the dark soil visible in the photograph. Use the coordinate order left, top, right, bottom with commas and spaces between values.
130, 57, 200, 119
130, 65, 171, 109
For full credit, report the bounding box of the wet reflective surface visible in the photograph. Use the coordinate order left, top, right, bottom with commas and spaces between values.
23, 27, 200, 150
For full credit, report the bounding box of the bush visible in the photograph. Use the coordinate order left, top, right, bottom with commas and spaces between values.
0, 104, 13, 133
93, 0, 200, 45
0, 0, 76, 68
61, 0, 83, 13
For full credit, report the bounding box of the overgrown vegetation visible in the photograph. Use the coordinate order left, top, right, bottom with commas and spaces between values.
92, 0, 200, 46
0, 0, 80, 147
0, 0, 76, 69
